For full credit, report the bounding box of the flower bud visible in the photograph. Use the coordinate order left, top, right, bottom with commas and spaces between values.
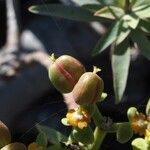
72, 67, 104, 105
0, 121, 11, 148
49, 54, 85, 93
1, 142, 27, 150
146, 99, 150, 116
127, 107, 138, 121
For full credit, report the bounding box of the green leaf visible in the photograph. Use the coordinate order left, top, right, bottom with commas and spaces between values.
132, 0, 150, 8
72, 126, 94, 144
106, 122, 120, 133
36, 132, 48, 148
46, 144, 67, 150
107, 122, 131, 133
36, 125, 67, 144
98, 0, 114, 5
130, 0, 138, 6
133, 4, 150, 18
116, 20, 131, 45
71, 0, 101, 6
133, 4, 150, 11
98, 0, 124, 8
146, 98, 150, 116
123, 14, 140, 29
92, 20, 121, 56
131, 30, 150, 60
82, 4, 102, 12
115, 0, 125, 8
138, 19, 150, 33
112, 40, 130, 103
94, 6, 124, 19
132, 138, 150, 150
117, 122, 133, 144
29, 4, 109, 23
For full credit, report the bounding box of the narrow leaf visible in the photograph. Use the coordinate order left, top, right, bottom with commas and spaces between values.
36, 125, 67, 144
112, 40, 130, 103
99, 0, 124, 8
132, 0, 150, 8
92, 20, 121, 56
94, 6, 124, 19
123, 14, 139, 29
130, 0, 138, 6
29, 4, 109, 23
116, 21, 131, 45
132, 138, 149, 150
115, 0, 125, 8
98, 0, 114, 5
133, 4, 150, 18
82, 4, 102, 12
71, 0, 101, 6
138, 19, 150, 34
131, 30, 150, 60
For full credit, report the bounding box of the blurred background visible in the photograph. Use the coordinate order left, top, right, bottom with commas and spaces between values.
0, 0, 150, 149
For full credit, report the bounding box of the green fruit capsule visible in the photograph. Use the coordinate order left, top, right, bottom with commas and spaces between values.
49, 54, 85, 93
72, 66, 104, 105
0, 121, 11, 148
1, 142, 27, 150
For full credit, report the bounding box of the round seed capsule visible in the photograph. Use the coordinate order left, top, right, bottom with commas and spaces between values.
0, 121, 11, 148
1, 142, 27, 150
49, 55, 85, 93
72, 67, 104, 105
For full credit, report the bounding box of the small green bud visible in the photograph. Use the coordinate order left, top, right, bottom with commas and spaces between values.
49, 55, 85, 93
0, 121, 11, 148
127, 107, 139, 121
1, 142, 27, 150
72, 68, 104, 105
146, 98, 150, 116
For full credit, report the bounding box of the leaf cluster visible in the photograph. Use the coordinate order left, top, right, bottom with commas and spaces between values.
29, 0, 150, 103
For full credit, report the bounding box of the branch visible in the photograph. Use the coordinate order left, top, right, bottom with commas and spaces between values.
6, 0, 20, 50
124, 0, 131, 14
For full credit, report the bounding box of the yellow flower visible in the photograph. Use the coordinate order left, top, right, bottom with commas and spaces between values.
145, 129, 150, 143
131, 113, 148, 136
28, 142, 44, 150
66, 108, 91, 129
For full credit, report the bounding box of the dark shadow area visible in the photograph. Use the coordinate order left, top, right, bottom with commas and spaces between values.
0, 0, 150, 149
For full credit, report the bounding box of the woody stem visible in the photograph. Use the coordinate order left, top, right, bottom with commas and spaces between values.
124, 0, 131, 14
